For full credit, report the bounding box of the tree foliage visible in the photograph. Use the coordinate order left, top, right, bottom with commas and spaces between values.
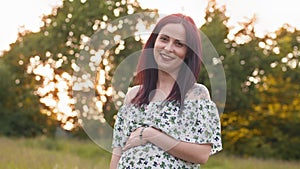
0, 0, 157, 136
0, 59, 56, 137
200, 0, 300, 160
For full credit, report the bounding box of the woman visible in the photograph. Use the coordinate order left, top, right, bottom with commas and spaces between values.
110, 13, 222, 169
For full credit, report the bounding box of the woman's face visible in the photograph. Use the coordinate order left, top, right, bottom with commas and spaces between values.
153, 23, 187, 75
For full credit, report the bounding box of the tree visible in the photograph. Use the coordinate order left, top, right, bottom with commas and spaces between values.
200, 0, 229, 114
0, 59, 56, 137
201, 0, 300, 160
1, 0, 157, 136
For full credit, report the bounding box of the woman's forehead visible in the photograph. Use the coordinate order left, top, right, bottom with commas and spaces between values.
159, 23, 186, 42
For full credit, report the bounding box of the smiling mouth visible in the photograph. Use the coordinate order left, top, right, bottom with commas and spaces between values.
160, 53, 175, 61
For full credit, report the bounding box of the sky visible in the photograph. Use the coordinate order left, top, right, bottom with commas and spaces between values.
1, 0, 300, 55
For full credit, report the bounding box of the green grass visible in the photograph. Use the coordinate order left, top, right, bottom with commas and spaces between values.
0, 136, 299, 169
0, 136, 110, 169
203, 153, 300, 169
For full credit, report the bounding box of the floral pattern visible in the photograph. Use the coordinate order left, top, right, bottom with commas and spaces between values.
112, 99, 222, 169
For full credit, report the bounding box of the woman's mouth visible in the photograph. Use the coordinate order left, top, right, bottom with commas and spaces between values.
160, 53, 175, 61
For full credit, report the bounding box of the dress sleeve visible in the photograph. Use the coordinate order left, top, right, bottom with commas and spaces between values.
111, 106, 127, 148
185, 100, 222, 155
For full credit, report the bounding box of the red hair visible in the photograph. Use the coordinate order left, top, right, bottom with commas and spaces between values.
131, 13, 202, 107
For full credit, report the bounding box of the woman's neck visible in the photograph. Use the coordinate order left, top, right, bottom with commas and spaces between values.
149, 69, 180, 102
152, 70, 178, 100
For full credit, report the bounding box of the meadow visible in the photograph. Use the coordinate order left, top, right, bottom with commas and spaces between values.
0, 137, 299, 169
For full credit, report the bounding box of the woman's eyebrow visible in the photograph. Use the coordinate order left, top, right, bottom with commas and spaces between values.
159, 33, 185, 43
159, 34, 169, 38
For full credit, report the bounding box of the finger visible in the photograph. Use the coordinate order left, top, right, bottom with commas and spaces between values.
122, 143, 130, 151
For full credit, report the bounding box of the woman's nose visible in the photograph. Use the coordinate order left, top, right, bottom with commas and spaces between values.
164, 42, 174, 52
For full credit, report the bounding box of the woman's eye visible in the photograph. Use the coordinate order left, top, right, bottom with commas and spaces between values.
175, 41, 184, 47
160, 37, 168, 41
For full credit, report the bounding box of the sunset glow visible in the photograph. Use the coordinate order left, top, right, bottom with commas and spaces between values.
28, 56, 77, 130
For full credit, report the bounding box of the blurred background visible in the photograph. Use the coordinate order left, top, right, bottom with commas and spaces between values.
0, 0, 299, 168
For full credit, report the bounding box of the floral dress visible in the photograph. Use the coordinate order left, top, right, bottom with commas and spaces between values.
112, 99, 222, 169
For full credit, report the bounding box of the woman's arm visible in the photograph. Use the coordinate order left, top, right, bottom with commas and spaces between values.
110, 86, 142, 169
109, 148, 122, 169
146, 127, 211, 164
122, 127, 211, 164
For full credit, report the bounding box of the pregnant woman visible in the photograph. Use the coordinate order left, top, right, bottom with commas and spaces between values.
110, 13, 222, 169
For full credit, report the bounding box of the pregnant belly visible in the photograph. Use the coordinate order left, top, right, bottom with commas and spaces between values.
117, 144, 198, 169
118, 144, 168, 168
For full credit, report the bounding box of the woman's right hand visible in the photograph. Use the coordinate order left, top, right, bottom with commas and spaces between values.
122, 127, 148, 151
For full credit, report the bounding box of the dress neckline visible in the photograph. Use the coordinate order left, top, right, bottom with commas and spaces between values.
122, 98, 214, 107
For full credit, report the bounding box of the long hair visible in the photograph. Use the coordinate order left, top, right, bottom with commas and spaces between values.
131, 13, 202, 107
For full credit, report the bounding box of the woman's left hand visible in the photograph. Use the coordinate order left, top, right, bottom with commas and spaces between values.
122, 127, 148, 151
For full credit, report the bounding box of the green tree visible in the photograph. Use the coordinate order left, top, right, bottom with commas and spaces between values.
1, 0, 157, 136
0, 59, 56, 137
201, 0, 300, 160
200, 0, 229, 113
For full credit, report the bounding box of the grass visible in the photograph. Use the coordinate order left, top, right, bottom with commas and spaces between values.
0, 136, 110, 169
203, 153, 300, 169
0, 136, 299, 169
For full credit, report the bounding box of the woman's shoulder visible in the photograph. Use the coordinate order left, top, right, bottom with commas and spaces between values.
123, 85, 141, 104
185, 83, 211, 100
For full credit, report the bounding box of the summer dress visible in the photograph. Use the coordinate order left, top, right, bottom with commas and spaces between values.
112, 98, 222, 169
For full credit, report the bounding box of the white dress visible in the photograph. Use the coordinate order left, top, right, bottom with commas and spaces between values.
112, 98, 222, 169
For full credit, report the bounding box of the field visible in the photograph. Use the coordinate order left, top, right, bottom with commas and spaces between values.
0, 137, 299, 169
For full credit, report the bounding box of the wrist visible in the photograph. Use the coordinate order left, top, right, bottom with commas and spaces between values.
143, 127, 159, 142
139, 127, 146, 141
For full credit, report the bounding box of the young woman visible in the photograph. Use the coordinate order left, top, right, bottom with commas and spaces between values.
110, 13, 222, 169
